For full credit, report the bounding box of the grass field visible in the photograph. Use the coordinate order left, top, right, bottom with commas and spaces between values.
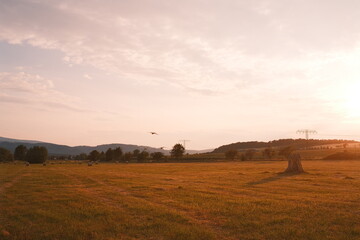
1, 160, 360, 240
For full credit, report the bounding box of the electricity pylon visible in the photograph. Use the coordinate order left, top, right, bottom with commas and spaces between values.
296, 129, 317, 140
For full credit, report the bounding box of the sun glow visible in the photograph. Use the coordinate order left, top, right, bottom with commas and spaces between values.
344, 82, 360, 117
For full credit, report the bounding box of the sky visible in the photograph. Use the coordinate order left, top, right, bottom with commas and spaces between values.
1, 0, 360, 150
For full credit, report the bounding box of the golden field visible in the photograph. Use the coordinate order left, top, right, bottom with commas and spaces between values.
1, 160, 359, 240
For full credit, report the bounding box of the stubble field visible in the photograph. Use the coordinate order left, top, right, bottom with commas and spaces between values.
1, 160, 360, 240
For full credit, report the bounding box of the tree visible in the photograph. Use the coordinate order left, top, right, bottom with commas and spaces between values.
75, 153, 88, 160
14, 145, 27, 161
0, 147, 13, 162
225, 149, 238, 160
132, 149, 140, 158
99, 151, 106, 161
105, 148, 114, 161
244, 149, 256, 160
262, 148, 275, 159
151, 152, 164, 162
88, 150, 100, 161
123, 152, 133, 162
25, 146, 48, 164
113, 147, 123, 161
171, 144, 185, 158
137, 150, 149, 162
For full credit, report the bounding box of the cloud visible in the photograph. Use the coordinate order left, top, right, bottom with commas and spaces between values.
0, 71, 84, 112
83, 74, 92, 80
3, 0, 360, 95
1, 0, 360, 101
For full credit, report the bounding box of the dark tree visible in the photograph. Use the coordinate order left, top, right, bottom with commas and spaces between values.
113, 147, 123, 161
105, 148, 114, 161
89, 150, 100, 161
151, 152, 164, 161
244, 149, 256, 160
0, 147, 14, 162
225, 149, 238, 160
262, 148, 275, 159
132, 149, 140, 158
75, 153, 88, 160
123, 152, 133, 162
99, 151, 106, 161
14, 145, 27, 161
137, 150, 149, 162
171, 144, 185, 158
25, 146, 48, 164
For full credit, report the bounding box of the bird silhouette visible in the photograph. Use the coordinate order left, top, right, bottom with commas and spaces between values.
149, 132, 158, 135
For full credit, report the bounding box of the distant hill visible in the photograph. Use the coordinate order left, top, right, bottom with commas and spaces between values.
0, 137, 42, 144
0, 137, 209, 156
0, 137, 168, 156
212, 138, 358, 153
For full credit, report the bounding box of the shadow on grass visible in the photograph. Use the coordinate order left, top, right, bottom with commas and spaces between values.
246, 172, 306, 186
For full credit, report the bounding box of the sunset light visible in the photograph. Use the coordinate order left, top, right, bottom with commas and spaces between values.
1, 1, 360, 240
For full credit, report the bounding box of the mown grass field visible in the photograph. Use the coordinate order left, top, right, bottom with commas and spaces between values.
1, 160, 360, 240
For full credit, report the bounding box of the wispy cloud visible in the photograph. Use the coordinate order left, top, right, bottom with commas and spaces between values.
3, 0, 359, 94
0, 71, 84, 112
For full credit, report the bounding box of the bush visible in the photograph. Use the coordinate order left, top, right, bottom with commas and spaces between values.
0, 147, 14, 162
25, 146, 48, 163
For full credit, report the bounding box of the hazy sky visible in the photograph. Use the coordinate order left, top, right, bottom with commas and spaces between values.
1, 0, 360, 149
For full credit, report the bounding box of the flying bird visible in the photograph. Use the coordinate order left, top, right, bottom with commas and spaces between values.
149, 132, 158, 135
159, 147, 165, 150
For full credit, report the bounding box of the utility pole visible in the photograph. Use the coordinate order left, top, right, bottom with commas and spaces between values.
296, 129, 317, 140
178, 139, 190, 149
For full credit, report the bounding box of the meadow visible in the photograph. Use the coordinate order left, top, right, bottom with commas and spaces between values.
1, 160, 360, 240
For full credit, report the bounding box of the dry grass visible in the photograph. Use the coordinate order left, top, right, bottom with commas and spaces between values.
1, 160, 360, 240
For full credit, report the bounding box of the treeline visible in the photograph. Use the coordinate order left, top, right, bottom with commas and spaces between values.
0, 143, 186, 163
213, 139, 357, 153
81, 144, 185, 162
224, 146, 299, 161
0, 145, 48, 163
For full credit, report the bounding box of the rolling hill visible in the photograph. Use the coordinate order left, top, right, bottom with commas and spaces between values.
0, 137, 168, 156
212, 138, 358, 153
0, 137, 210, 156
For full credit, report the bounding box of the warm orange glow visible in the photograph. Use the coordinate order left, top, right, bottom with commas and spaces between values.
344, 82, 360, 117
